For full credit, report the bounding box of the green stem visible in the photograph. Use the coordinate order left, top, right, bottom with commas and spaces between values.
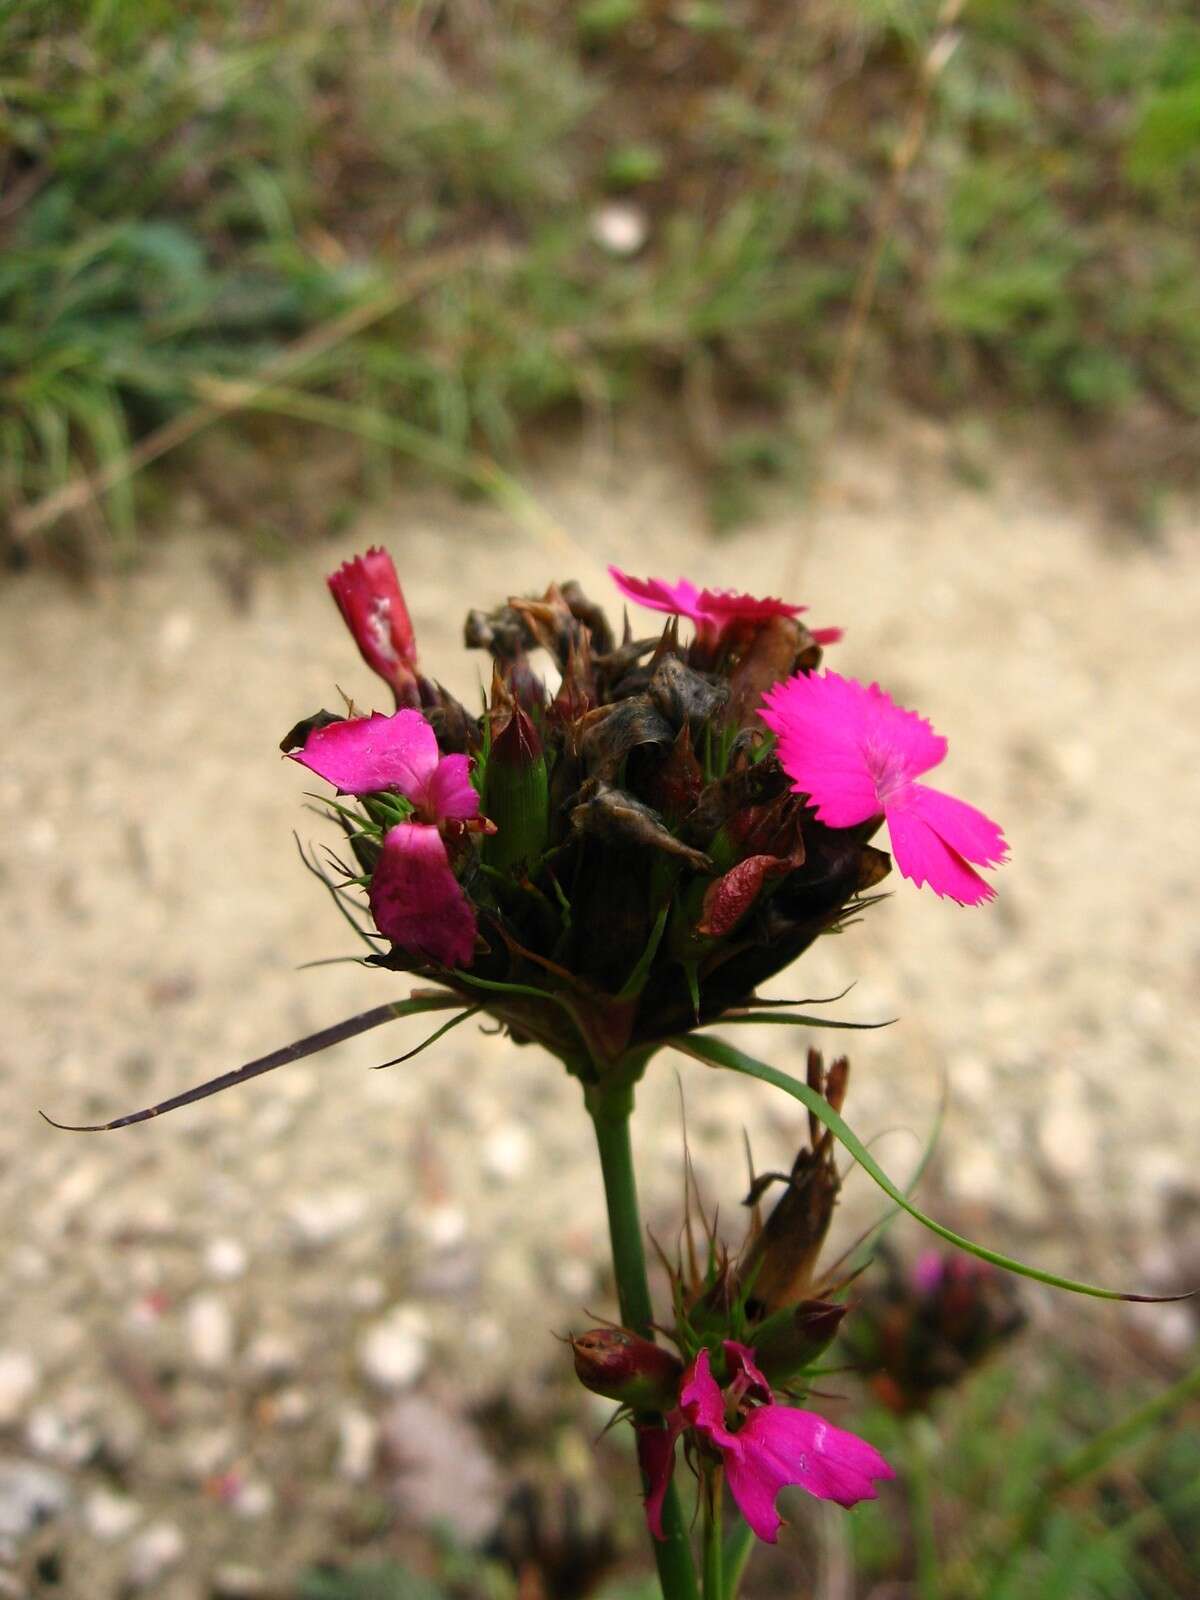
721, 1521, 755, 1597
907, 1417, 941, 1600
702, 1469, 724, 1600
589, 1085, 700, 1600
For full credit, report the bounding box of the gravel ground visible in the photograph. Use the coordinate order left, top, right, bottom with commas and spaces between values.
3, 423, 1199, 1597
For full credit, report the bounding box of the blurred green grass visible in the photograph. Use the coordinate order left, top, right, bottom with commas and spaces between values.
296, 1347, 1200, 1599
2, 0, 1199, 559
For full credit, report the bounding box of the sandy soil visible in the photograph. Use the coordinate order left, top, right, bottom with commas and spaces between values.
2, 423, 1199, 1597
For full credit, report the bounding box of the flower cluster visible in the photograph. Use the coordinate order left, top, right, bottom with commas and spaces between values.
285, 548, 1006, 1079
573, 1051, 894, 1544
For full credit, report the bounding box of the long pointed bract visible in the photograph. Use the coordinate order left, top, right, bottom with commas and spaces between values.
40, 996, 459, 1132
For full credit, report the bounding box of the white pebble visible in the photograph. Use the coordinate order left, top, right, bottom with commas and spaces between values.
482, 1122, 532, 1183
84, 1487, 142, 1541
204, 1238, 248, 1282
413, 1202, 466, 1250
0, 1459, 69, 1540
25, 1406, 96, 1467
0, 1353, 38, 1428
358, 1306, 429, 1390
270, 1388, 312, 1428
186, 1294, 235, 1370
589, 201, 648, 256
126, 1521, 185, 1588
336, 1406, 379, 1483
244, 1332, 298, 1380
286, 1188, 368, 1247
231, 1479, 274, 1520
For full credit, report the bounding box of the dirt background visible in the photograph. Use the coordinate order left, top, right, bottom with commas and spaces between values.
3, 421, 1199, 1597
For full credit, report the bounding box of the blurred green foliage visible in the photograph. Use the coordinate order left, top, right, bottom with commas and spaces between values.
294, 1349, 1200, 1598
2, 0, 1198, 555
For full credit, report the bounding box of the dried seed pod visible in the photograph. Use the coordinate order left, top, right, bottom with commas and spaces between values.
571, 783, 711, 870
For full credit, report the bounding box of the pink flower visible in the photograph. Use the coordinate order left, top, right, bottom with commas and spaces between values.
368, 822, 477, 968
328, 547, 419, 704
637, 1343, 893, 1545
608, 567, 840, 649
759, 670, 1008, 906
290, 709, 480, 967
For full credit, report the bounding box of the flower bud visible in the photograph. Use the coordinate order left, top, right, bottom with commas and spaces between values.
483, 707, 550, 873
748, 1299, 847, 1386
327, 548, 419, 705
571, 1329, 683, 1410
841, 1245, 1025, 1414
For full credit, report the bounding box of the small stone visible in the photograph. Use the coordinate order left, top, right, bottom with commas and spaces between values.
555, 1259, 594, 1299
286, 1187, 368, 1248
413, 1202, 466, 1251
182, 1427, 236, 1483
336, 1406, 379, 1483
358, 1306, 429, 1390
0, 1458, 70, 1541
1038, 1100, 1098, 1182
212, 1566, 269, 1599
186, 1293, 235, 1370
268, 1387, 312, 1428
84, 1487, 142, 1541
589, 201, 648, 256
0, 1353, 38, 1427
231, 1479, 274, 1520
382, 1396, 501, 1546
244, 1332, 298, 1380
157, 612, 195, 660
204, 1238, 248, 1282
482, 1122, 532, 1183
7, 1247, 49, 1285
126, 1521, 185, 1588
25, 1406, 97, 1467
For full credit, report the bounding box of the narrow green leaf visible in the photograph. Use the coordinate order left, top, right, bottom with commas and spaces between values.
616, 900, 670, 1000
674, 1033, 1194, 1304
706, 1011, 894, 1031
373, 1006, 483, 1068
450, 967, 586, 1041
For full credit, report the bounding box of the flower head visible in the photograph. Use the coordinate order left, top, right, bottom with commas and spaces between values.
290, 709, 480, 967
760, 670, 1007, 905
609, 566, 839, 651
842, 1244, 1026, 1414
327, 547, 419, 705
638, 1343, 893, 1544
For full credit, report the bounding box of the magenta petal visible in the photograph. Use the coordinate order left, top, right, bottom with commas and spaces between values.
907, 784, 1008, 867
760, 672, 883, 826
696, 588, 805, 622
680, 1350, 740, 1450
761, 670, 949, 827
425, 753, 479, 822
722, 1342, 773, 1404
290, 710, 440, 799
327, 547, 419, 695
636, 1423, 681, 1542
725, 1406, 894, 1541
608, 567, 706, 625
368, 823, 477, 967
884, 784, 1006, 905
